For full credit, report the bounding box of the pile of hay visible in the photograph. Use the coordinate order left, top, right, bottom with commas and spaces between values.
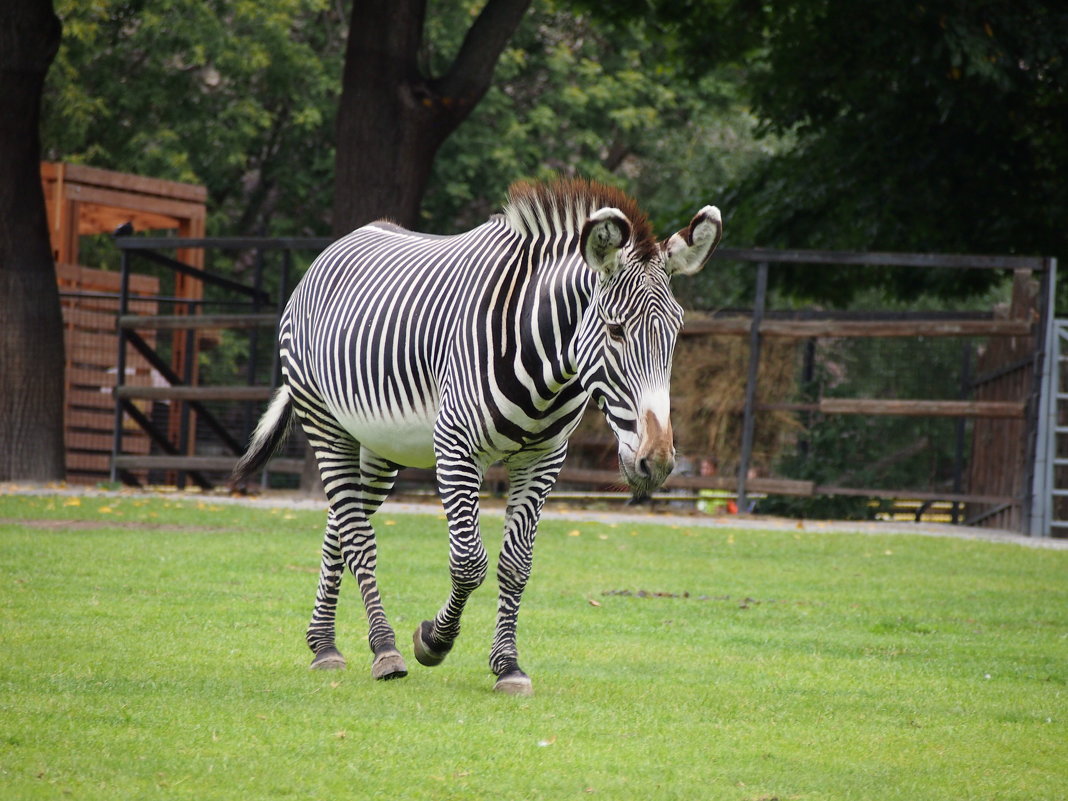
669, 332, 799, 474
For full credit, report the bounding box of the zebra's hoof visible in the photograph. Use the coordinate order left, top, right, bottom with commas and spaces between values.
372, 649, 408, 680
493, 671, 533, 696
310, 646, 346, 670
412, 620, 452, 667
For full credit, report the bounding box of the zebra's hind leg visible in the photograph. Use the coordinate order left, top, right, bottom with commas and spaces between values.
413, 455, 488, 669
345, 450, 405, 680
307, 511, 347, 669
307, 436, 405, 680
489, 447, 568, 696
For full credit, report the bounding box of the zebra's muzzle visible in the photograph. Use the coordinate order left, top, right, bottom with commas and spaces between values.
620, 409, 676, 496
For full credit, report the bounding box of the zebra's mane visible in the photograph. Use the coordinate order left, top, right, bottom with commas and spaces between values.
502, 177, 657, 260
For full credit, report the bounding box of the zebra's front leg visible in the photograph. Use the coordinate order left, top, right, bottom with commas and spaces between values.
413, 456, 488, 669
490, 447, 568, 696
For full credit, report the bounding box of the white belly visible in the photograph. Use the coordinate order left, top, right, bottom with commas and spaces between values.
333, 408, 437, 468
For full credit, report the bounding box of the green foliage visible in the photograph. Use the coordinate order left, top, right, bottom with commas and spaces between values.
713, 0, 1068, 306
1, 494, 1066, 799
43, 0, 346, 237
423, 2, 779, 239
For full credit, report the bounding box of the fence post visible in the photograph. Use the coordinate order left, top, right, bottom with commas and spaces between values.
737, 261, 768, 512
1026, 256, 1059, 535
109, 248, 132, 484
951, 342, 973, 524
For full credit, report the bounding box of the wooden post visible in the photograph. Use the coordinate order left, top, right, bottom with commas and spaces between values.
737, 262, 768, 512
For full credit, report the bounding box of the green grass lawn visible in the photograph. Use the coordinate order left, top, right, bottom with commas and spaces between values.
1, 493, 1065, 800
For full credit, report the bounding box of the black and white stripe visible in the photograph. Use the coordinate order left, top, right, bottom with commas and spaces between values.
234, 178, 721, 694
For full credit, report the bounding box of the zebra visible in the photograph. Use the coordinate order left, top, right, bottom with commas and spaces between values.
233, 178, 722, 695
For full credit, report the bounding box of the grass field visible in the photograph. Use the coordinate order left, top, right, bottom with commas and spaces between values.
1, 492, 1066, 800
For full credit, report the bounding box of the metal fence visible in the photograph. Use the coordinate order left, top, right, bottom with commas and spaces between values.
103, 237, 1057, 534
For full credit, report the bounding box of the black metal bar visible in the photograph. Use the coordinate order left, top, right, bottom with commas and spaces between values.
125, 247, 270, 302
110, 250, 131, 484
124, 331, 246, 454
737, 262, 768, 512
964, 501, 1015, 527
115, 237, 1041, 270
971, 356, 1034, 389
272, 249, 291, 388
952, 342, 973, 524
176, 314, 198, 490
798, 338, 817, 462
120, 399, 213, 490
114, 236, 331, 251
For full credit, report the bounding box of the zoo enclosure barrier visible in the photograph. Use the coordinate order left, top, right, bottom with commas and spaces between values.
108, 236, 329, 489
697, 248, 1056, 536
105, 238, 1057, 535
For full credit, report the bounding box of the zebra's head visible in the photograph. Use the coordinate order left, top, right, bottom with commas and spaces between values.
576, 204, 722, 500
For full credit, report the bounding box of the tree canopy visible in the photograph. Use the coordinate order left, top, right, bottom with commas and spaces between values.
43, 0, 346, 237
40, 0, 1068, 306
706, 0, 1067, 304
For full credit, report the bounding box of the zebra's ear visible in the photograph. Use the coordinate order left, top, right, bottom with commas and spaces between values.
663, 206, 722, 276
580, 207, 631, 278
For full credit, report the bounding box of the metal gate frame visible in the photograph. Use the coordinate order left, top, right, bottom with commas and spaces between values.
1030, 256, 1065, 535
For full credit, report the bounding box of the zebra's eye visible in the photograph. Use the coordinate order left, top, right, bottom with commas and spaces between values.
606, 321, 625, 341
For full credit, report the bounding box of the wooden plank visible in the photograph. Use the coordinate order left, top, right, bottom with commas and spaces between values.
814, 485, 1018, 506
66, 341, 148, 371
48, 161, 207, 203
62, 307, 118, 332
64, 328, 123, 355
118, 313, 278, 331
757, 400, 1025, 418
58, 184, 206, 226
682, 317, 1033, 338
68, 366, 115, 387
714, 246, 1046, 271
57, 267, 158, 299
67, 364, 155, 389
67, 452, 110, 472
67, 388, 114, 410
395, 466, 817, 497
78, 203, 185, 236
55, 262, 159, 294
113, 455, 304, 473
817, 399, 1024, 418
113, 385, 275, 402
68, 431, 148, 452
67, 408, 120, 430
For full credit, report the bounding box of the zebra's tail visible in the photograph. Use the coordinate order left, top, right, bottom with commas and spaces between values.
231, 385, 294, 487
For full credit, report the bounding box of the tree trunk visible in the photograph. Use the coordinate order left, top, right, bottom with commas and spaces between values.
0, 0, 65, 482
332, 0, 531, 233
301, 0, 530, 495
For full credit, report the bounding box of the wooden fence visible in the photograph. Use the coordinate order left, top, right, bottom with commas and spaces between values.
58, 263, 159, 484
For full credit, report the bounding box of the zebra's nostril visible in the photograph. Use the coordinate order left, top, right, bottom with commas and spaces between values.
636, 457, 652, 478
